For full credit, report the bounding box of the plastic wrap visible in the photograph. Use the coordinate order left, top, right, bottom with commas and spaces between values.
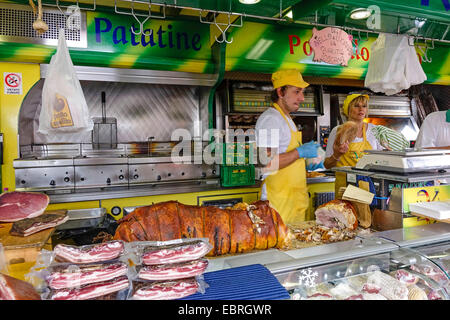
128, 276, 208, 300
25, 240, 133, 299
0, 243, 8, 274
305, 147, 326, 171
53, 240, 125, 264
47, 275, 130, 300
136, 259, 209, 281
131, 238, 212, 266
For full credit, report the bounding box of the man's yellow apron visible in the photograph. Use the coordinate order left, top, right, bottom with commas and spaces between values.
334, 123, 373, 196
263, 103, 308, 224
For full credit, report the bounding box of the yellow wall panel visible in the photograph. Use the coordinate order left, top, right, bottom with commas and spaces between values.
0, 62, 40, 191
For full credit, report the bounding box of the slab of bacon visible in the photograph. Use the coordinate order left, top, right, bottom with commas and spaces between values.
131, 278, 199, 300
138, 259, 208, 281
47, 261, 128, 290
54, 240, 124, 264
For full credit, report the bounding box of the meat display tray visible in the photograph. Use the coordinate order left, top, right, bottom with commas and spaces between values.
180, 264, 290, 300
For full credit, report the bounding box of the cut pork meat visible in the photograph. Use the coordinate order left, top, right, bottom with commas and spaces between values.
138, 259, 208, 281
49, 275, 129, 300
141, 240, 211, 265
54, 240, 124, 264
10, 212, 68, 237
0, 273, 41, 300
47, 261, 128, 290
0, 191, 49, 222
314, 200, 358, 230
131, 278, 199, 300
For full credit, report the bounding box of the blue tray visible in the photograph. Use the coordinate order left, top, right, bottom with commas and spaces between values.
181, 264, 290, 300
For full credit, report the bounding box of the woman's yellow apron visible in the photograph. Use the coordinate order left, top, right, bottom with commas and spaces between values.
334, 123, 373, 196
263, 103, 308, 224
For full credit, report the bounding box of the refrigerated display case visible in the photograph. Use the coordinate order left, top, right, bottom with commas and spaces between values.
270, 246, 449, 300
410, 242, 450, 279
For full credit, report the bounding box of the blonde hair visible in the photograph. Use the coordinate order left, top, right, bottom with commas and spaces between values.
347, 95, 369, 119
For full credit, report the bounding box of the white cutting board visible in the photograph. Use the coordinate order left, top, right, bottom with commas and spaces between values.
409, 200, 450, 220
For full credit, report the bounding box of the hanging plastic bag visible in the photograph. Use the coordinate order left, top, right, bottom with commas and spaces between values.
39, 28, 93, 135
364, 33, 426, 96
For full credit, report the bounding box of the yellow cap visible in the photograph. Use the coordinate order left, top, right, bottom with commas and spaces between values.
343, 94, 369, 116
271, 69, 309, 89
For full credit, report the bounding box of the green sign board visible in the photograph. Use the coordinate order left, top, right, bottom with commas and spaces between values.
0, 10, 448, 84
225, 21, 450, 84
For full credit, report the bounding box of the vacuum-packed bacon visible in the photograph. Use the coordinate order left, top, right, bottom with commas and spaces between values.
138, 259, 208, 281
141, 240, 210, 265
49, 275, 129, 300
131, 278, 199, 300
54, 240, 124, 264
47, 261, 128, 290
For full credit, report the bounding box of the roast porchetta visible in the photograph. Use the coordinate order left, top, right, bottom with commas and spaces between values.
295, 200, 358, 243
315, 199, 358, 230
113, 200, 291, 256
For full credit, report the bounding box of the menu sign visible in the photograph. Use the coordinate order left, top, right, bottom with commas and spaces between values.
309, 27, 353, 66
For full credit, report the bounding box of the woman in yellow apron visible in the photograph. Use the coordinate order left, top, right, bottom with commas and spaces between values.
257, 69, 320, 225
324, 94, 380, 195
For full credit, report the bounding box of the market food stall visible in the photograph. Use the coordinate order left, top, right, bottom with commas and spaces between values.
0, 0, 449, 301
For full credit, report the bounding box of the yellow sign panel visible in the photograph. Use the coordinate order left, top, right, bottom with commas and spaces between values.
401, 185, 450, 227
402, 185, 450, 213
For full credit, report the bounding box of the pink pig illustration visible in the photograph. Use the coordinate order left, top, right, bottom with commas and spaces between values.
309, 27, 353, 66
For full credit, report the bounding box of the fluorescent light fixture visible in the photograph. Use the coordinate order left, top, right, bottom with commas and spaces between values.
239, 0, 261, 4
246, 39, 273, 60
350, 8, 371, 20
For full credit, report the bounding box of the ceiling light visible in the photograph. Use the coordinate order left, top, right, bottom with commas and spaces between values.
350, 8, 371, 20
239, 0, 261, 4
285, 10, 293, 19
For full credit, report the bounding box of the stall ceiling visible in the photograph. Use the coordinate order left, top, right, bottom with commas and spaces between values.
5, 0, 450, 42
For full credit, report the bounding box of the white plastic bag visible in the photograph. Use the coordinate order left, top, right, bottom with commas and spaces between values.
39, 28, 93, 135
364, 33, 426, 95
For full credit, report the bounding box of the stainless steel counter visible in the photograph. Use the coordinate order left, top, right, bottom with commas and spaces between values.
332, 166, 450, 183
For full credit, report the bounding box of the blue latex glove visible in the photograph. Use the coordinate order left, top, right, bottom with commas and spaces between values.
306, 161, 325, 171
296, 141, 320, 159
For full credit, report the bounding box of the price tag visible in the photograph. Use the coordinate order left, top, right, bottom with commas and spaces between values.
347, 173, 357, 183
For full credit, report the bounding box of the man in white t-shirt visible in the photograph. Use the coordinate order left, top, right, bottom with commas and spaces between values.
255, 69, 319, 224
415, 110, 450, 148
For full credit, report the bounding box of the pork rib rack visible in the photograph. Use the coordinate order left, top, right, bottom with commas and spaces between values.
113, 200, 290, 256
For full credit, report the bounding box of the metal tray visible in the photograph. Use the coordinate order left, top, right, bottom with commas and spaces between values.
56, 208, 106, 230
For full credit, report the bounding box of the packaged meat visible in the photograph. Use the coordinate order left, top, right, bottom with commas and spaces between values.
129, 278, 204, 300
0, 191, 49, 222
366, 271, 409, 300
138, 259, 208, 281
409, 264, 449, 286
113, 200, 292, 256
46, 261, 128, 290
408, 285, 428, 300
49, 275, 129, 300
10, 212, 69, 237
394, 269, 419, 286
54, 240, 125, 264
0, 273, 41, 300
138, 239, 212, 265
